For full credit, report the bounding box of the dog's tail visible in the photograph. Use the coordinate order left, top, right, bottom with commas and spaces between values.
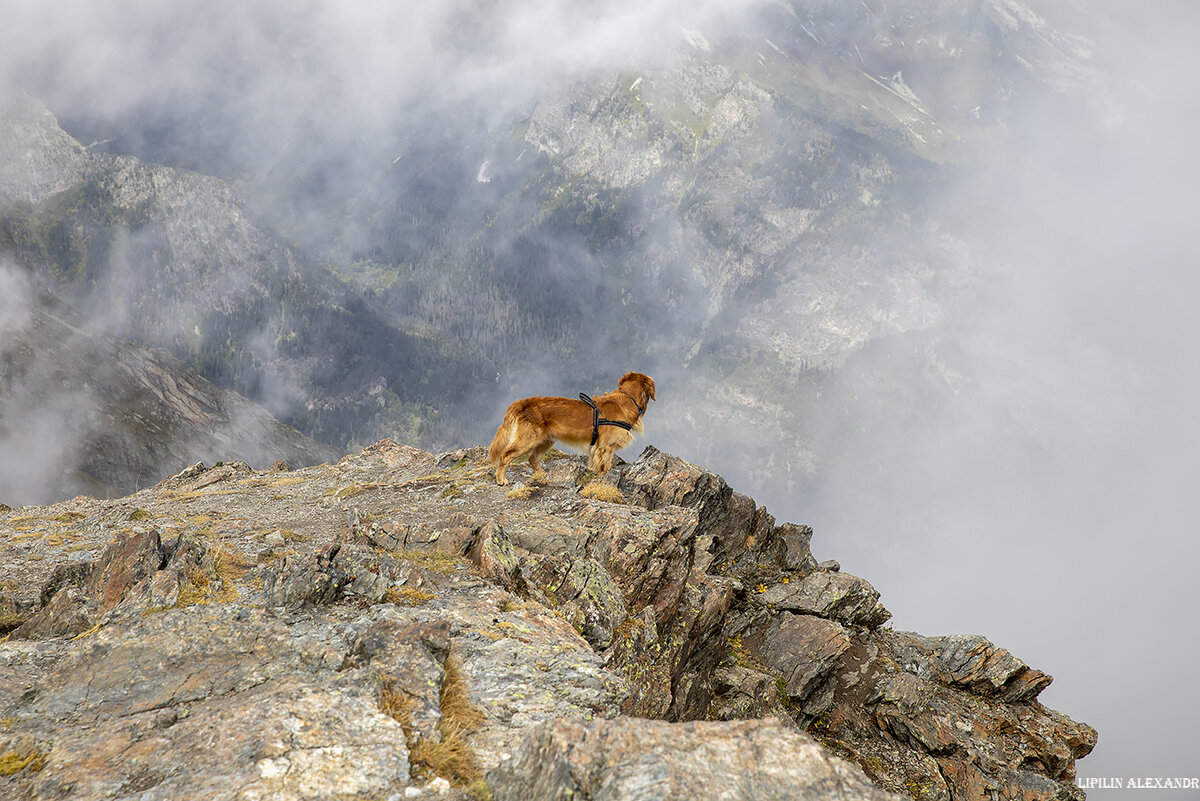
488, 415, 515, 465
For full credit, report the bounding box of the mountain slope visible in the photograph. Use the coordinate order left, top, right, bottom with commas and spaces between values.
0, 260, 336, 505
0, 91, 494, 456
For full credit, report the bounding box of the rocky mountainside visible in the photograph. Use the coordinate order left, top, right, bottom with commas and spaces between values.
0, 442, 1094, 800
0, 91, 493, 457
0, 259, 336, 505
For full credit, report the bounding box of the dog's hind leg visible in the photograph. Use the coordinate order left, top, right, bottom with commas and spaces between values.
494, 421, 542, 486
495, 439, 528, 486
489, 423, 516, 485
527, 439, 554, 483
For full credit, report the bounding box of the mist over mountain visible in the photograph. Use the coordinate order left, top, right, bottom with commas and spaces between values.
0, 251, 337, 504
2, 0, 1198, 795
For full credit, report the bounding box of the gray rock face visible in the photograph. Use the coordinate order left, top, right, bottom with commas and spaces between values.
489, 717, 899, 801
758, 569, 892, 627
0, 441, 1094, 801
0, 92, 89, 206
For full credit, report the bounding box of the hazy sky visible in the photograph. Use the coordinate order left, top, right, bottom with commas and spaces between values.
2, 0, 1197, 793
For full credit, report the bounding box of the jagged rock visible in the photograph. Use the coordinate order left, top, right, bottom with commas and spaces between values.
348, 618, 451, 743
575, 502, 698, 624
175, 461, 253, 493
10, 586, 98, 641
936, 635, 1054, 703
759, 570, 892, 628
710, 663, 786, 720
264, 543, 354, 609
618, 447, 815, 580
891, 632, 1054, 703
470, 519, 521, 591
620, 445, 735, 523
744, 613, 851, 715
10, 529, 244, 640
83, 528, 166, 609
13, 529, 164, 639
872, 673, 963, 755
604, 605, 674, 718
808, 627, 1097, 800
518, 554, 628, 649
777, 523, 817, 572
35, 561, 92, 607
488, 717, 902, 801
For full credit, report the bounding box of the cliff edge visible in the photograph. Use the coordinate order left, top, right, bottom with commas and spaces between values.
0, 441, 1094, 800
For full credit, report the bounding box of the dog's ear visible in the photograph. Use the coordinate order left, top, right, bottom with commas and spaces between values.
620, 372, 655, 403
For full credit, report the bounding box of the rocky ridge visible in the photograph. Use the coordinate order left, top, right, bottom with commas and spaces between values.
0, 440, 1094, 800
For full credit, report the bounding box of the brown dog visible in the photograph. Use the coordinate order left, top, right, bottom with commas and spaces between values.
488, 372, 656, 485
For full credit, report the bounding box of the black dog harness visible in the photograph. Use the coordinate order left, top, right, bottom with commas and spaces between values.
579, 392, 636, 447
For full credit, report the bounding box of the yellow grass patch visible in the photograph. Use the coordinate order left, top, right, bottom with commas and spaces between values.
580, 481, 625, 504
0, 748, 47, 776
391, 549, 467, 575
385, 586, 437, 606
379, 654, 489, 798
177, 545, 254, 607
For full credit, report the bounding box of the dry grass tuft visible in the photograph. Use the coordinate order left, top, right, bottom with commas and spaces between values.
70, 622, 102, 641
392, 549, 467, 575
385, 586, 437, 606
380, 654, 489, 797
505, 486, 535, 501
0, 582, 27, 635
580, 481, 625, 504
380, 679, 418, 730
0, 748, 47, 776
177, 544, 254, 607
411, 731, 488, 797
411, 654, 487, 790
439, 655, 486, 732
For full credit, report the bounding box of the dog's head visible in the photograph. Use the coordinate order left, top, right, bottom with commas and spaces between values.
619, 372, 656, 410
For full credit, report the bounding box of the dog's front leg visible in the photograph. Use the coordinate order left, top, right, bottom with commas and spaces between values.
589, 443, 617, 476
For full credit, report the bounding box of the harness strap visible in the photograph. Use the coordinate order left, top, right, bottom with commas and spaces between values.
618, 389, 645, 416
579, 393, 633, 447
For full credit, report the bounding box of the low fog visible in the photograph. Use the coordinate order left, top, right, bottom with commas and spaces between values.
3, 0, 1198, 793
